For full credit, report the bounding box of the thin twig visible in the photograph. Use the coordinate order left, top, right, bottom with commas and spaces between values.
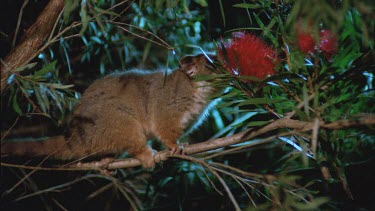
212, 162, 271, 179
311, 117, 320, 157
48, 6, 64, 42
12, 0, 29, 49
110, 0, 135, 21
1, 116, 20, 141
2, 139, 76, 196
210, 165, 275, 203
11, 174, 110, 202
87, 183, 113, 199
233, 176, 256, 207
171, 155, 241, 211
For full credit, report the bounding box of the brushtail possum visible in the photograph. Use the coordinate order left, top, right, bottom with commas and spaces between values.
1, 54, 218, 168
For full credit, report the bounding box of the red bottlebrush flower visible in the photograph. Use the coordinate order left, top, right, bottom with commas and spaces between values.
297, 32, 316, 54
217, 32, 277, 81
295, 19, 338, 59
319, 29, 337, 59
296, 18, 316, 55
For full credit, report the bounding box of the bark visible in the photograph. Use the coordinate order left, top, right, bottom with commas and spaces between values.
0, 0, 65, 93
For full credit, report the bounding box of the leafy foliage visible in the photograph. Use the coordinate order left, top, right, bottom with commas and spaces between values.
1, 0, 374, 210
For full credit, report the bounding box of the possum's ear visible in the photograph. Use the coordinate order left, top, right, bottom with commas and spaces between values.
179, 55, 198, 77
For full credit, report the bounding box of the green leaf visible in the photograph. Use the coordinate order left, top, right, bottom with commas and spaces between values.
48, 83, 74, 89
233, 3, 261, 9
244, 121, 270, 127
181, 0, 191, 16
155, 0, 164, 9
286, 0, 302, 26
13, 63, 37, 72
193, 74, 227, 82
79, 0, 90, 35
63, 0, 79, 23
159, 177, 174, 187
39, 84, 50, 111
293, 197, 330, 210
218, 0, 225, 27
194, 0, 207, 7
294, 107, 308, 121
265, 17, 277, 44
60, 38, 72, 74
213, 89, 243, 99
216, 100, 244, 108
253, 12, 265, 30
48, 89, 62, 111
210, 112, 257, 139
237, 98, 286, 106
166, 0, 179, 8
94, 7, 120, 17
35, 61, 57, 77
34, 87, 47, 113
12, 94, 22, 115
332, 50, 362, 70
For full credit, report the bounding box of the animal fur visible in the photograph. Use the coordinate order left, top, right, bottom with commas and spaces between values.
1, 54, 219, 168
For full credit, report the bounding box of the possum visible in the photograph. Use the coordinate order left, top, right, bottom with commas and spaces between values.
1, 54, 219, 168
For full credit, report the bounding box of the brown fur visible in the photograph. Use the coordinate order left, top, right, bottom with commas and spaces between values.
1, 54, 218, 168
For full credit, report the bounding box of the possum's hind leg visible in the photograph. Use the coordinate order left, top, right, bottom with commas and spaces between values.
120, 128, 155, 168
107, 119, 156, 169
155, 121, 186, 156
130, 145, 156, 168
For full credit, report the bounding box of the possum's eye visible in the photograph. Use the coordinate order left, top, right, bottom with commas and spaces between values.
180, 55, 198, 77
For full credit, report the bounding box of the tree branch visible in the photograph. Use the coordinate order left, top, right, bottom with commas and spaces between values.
1, 115, 374, 171
0, 0, 65, 93
107, 115, 375, 169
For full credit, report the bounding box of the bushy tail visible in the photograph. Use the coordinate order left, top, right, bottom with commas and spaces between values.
1, 136, 69, 158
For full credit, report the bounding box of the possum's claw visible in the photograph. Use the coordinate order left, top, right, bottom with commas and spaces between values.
170, 143, 188, 156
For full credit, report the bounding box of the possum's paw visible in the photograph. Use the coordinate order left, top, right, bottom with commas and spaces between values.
170, 143, 188, 156
96, 158, 116, 175
134, 147, 156, 169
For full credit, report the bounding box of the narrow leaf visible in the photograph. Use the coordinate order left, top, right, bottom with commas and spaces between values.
48, 83, 74, 89
63, 0, 79, 23
244, 121, 270, 127
79, 0, 89, 35
218, 0, 226, 27
12, 94, 22, 115
13, 63, 37, 72
194, 0, 207, 7
35, 61, 57, 76
34, 87, 47, 113
238, 98, 286, 106
233, 3, 261, 9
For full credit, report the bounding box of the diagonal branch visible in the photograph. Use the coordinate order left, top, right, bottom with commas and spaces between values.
1, 115, 374, 171
0, 0, 65, 93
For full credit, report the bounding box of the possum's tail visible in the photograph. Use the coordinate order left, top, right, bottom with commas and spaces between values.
1, 136, 72, 159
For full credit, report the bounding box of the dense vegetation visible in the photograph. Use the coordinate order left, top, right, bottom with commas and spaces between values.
1, 0, 374, 210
